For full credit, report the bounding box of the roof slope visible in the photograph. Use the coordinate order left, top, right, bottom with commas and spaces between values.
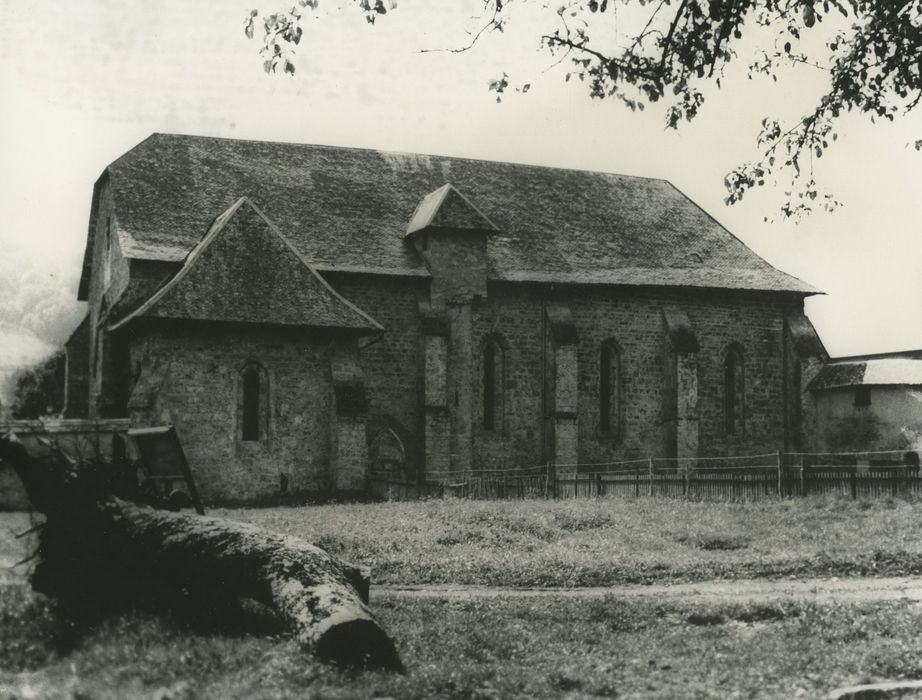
86, 133, 818, 294
110, 197, 382, 333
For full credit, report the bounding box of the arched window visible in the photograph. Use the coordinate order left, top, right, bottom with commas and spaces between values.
240, 360, 268, 442
483, 338, 505, 432
724, 346, 745, 435
600, 341, 621, 440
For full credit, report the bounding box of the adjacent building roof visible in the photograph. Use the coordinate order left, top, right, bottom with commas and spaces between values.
810, 351, 922, 391
79, 133, 819, 300
109, 198, 382, 333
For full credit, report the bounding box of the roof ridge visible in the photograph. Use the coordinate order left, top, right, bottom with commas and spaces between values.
109, 133, 167, 171
137, 132, 670, 185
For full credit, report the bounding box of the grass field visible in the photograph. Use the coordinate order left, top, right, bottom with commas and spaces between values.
212, 494, 922, 586
3, 585, 922, 699
5, 494, 922, 587
4, 495, 922, 698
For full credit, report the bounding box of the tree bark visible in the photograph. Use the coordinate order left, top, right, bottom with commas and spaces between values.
0, 432, 402, 671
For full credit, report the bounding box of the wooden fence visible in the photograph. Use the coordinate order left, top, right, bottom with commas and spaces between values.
421, 466, 552, 500
557, 453, 782, 500
369, 466, 551, 501
783, 451, 922, 499
420, 449, 921, 502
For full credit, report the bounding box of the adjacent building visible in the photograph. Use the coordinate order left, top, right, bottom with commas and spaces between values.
809, 350, 922, 452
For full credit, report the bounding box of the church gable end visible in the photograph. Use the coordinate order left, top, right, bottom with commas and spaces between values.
111, 197, 381, 332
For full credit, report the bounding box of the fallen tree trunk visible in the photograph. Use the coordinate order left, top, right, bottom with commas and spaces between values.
0, 432, 402, 671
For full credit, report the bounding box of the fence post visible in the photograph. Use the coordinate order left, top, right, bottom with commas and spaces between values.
799, 456, 805, 497
776, 450, 783, 496
648, 457, 654, 497
594, 472, 602, 498
850, 467, 857, 500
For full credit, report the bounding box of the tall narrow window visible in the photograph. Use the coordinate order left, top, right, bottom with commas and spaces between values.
241, 361, 266, 442
600, 342, 621, 440
483, 339, 504, 432
724, 346, 745, 435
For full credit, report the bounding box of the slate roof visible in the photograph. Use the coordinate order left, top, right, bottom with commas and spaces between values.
810, 352, 922, 391
78, 133, 818, 299
109, 198, 382, 333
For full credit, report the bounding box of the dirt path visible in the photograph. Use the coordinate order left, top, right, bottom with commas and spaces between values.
7, 557, 921, 604
375, 576, 922, 604
6, 569, 920, 603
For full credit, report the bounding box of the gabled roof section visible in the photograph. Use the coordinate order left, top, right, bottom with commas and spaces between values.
109, 197, 382, 333
84, 133, 820, 295
406, 183, 499, 236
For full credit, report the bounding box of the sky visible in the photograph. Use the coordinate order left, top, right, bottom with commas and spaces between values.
0, 0, 920, 397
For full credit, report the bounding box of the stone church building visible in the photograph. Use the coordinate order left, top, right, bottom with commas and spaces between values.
66, 133, 825, 502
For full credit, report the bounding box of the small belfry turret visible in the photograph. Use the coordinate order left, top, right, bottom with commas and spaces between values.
407, 183, 500, 476
405, 183, 499, 308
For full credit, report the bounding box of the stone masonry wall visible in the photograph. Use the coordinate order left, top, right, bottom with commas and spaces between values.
692, 293, 795, 456
116, 268, 804, 497
419, 231, 488, 307
324, 274, 426, 470
472, 287, 547, 470
333, 277, 803, 474
467, 284, 799, 468
127, 321, 337, 503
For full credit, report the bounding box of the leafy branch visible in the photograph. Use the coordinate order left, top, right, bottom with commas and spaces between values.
245, 0, 922, 220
